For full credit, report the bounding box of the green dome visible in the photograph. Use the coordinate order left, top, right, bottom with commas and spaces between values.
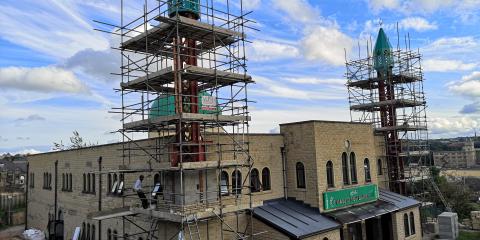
373, 28, 394, 73
149, 92, 218, 119
168, 0, 200, 20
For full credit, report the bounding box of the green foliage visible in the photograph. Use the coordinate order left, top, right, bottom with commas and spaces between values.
459, 231, 480, 240
52, 130, 97, 150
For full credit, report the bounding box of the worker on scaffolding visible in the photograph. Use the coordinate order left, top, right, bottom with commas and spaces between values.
133, 175, 148, 209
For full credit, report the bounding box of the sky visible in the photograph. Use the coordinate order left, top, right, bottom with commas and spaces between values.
1, 0, 480, 154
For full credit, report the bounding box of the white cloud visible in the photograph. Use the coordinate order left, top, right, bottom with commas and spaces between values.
248, 40, 300, 61
0, 66, 89, 93
449, 71, 480, 98
274, 0, 319, 23
425, 37, 478, 52
250, 106, 350, 133
430, 116, 479, 135
64, 48, 120, 81
368, 0, 399, 12
423, 59, 477, 72
252, 76, 345, 100
284, 77, 345, 85
0, 148, 43, 155
243, 0, 261, 10
398, 17, 437, 31
301, 26, 354, 66
0, 2, 109, 59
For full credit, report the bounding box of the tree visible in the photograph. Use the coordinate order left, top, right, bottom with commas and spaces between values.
52, 131, 95, 150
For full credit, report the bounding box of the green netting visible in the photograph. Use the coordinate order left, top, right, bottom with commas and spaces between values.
149, 92, 218, 119
373, 28, 394, 73
168, 0, 200, 19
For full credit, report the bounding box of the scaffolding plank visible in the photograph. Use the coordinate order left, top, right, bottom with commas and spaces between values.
375, 125, 427, 132
88, 207, 134, 220
131, 201, 262, 222
124, 113, 250, 131
121, 65, 252, 92
350, 99, 425, 111
347, 74, 420, 89
122, 15, 243, 54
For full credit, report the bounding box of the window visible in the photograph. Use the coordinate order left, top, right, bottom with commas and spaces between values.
29, 173, 34, 188
410, 212, 416, 235
220, 171, 229, 196
107, 229, 112, 240
81, 223, 86, 240
87, 174, 91, 192
326, 161, 334, 188
250, 168, 261, 193
404, 213, 410, 237
91, 224, 95, 240
117, 174, 124, 194
62, 173, 65, 190
107, 174, 112, 192
350, 152, 358, 184
69, 173, 73, 191
83, 174, 86, 192
364, 158, 371, 182
232, 170, 242, 194
91, 173, 96, 193
262, 167, 271, 191
377, 159, 383, 175
296, 162, 305, 189
113, 230, 118, 240
342, 152, 349, 185
43, 172, 52, 190
86, 224, 90, 240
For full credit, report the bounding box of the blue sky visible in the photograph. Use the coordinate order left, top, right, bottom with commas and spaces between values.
1, 0, 480, 154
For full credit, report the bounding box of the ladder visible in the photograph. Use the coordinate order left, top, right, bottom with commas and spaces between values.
186, 215, 201, 240
428, 177, 452, 212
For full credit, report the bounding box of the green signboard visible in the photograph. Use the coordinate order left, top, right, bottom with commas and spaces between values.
323, 184, 378, 210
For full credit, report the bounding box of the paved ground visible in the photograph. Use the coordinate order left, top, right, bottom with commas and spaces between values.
0, 225, 24, 239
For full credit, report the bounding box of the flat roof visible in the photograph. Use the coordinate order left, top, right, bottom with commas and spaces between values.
279, 120, 372, 126
253, 199, 341, 239
27, 133, 282, 157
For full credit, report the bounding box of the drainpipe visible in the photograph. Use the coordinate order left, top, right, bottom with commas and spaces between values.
281, 147, 288, 199
25, 162, 29, 230
54, 160, 58, 240
98, 156, 102, 240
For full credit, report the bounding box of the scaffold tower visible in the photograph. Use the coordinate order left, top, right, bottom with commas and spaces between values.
346, 28, 431, 199
92, 0, 257, 239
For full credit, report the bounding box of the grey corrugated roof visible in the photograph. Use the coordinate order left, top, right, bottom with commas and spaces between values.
0, 159, 27, 173
253, 199, 341, 239
379, 188, 421, 210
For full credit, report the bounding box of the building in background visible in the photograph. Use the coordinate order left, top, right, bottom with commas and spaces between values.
433, 139, 477, 169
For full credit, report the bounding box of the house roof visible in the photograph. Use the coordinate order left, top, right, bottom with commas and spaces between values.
252, 199, 341, 239
379, 188, 421, 211
0, 159, 27, 173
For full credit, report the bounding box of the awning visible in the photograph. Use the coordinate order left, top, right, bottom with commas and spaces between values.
325, 189, 421, 225
325, 200, 397, 224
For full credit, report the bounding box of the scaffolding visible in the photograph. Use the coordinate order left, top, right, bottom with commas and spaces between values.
93, 0, 257, 239
346, 33, 433, 204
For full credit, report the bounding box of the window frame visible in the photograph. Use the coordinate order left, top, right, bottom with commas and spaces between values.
250, 168, 261, 193
296, 162, 306, 189
364, 158, 371, 183
350, 152, 358, 184
377, 159, 383, 175
326, 161, 335, 188
220, 171, 229, 196
409, 212, 416, 235
261, 167, 271, 191
404, 213, 410, 237
342, 152, 349, 185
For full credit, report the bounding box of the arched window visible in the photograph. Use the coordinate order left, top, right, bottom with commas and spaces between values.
296, 162, 306, 189
404, 213, 410, 237
364, 158, 371, 182
350, 152, 358, 184
377, 159, 383, 175
232, 170, 242, 194
323, 238, 329, 240
250, 168, 261, 192
326, 161, 334, 188
87, 174, 91, 193
81, 222, 86, 240
107, 229, 112, 240
83, 174, 86, 192
86, 224, 90, 240
117, 174, 124, 194
69, 173, 73, 191
410, 212, 416, 234
342, 152, 349, 185
92, 173, 96, 193
262, 167, 271, 191
62, 173, 65, 190
113, 230, 118, 240
220, 171, 229, 196
107, 174, 112, 192
111, 174, 118, 193
91, 224, 95, 240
